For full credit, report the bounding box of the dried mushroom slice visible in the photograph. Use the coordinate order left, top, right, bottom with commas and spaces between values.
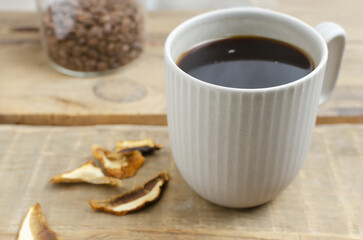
115, 138, 162, 155
89, 171, 169, 216
92, 145, 145, 179
50, 160, 122, 186
17, 203, 59, 240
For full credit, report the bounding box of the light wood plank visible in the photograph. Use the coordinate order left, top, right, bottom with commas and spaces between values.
0, 1, 362, 125
0, 124, 362, 239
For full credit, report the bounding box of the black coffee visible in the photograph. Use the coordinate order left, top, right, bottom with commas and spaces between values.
176, 36, 314, 89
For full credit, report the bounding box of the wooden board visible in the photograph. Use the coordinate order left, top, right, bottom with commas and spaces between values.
0, 0, 363, 126
0, 124, 362, 239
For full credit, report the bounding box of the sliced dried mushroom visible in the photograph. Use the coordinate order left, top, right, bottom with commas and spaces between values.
17, 203, 59, 240
115, 138, 162, 155
92, 145, 145, 179
50, 160, 122, 186
89, 171, 169, 216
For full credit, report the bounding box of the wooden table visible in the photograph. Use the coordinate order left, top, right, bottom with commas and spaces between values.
0, 1, 362, 239
0, 0, 363, 125
0, 124, 362, 240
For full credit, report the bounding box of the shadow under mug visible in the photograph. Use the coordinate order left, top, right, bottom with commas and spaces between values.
164, 7, 346, 208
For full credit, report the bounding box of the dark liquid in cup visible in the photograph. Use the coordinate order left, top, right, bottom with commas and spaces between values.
176, 36, 314, 89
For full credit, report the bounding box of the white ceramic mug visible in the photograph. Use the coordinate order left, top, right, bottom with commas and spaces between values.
164, 8, 346, 208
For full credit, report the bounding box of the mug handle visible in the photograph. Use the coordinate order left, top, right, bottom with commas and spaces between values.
315, 22, 346, 105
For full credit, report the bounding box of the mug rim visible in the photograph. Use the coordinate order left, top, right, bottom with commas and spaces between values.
164, 7, 328, 93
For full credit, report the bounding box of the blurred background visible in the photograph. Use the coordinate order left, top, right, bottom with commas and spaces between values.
0, 0, 278, 11
0, 0, 360, 126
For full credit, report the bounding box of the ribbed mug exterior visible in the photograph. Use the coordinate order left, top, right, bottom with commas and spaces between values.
165, 8, 334, 208
166, 59, 325, 207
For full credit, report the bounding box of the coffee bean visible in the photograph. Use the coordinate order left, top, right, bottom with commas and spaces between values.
121, 44, 130, 52
89, 25, 103, 38
59, 49, 68, 58
81, 46, 88, 53
78, 37, 86, 44
121, 17, 131, 34
66, 40, 75, 48
107, 35, 118, 42
97, 40, 108, 52
87, 49, 99, 58
73, 46, 82, 56
77, 12, 94, 24
112, 25, 121, 34
75, 59, 82, 69
107, 43, 115, 52
97, 62, 109, 71
100, 14, 111, 23
103, 23, 113, 33
87, 38, 98, 47
100, 55, 109, 62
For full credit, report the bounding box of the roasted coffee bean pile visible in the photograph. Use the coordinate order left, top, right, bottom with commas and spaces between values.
43, 0, 144, 72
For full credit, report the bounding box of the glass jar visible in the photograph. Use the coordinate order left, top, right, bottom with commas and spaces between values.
37, 0, 145, 77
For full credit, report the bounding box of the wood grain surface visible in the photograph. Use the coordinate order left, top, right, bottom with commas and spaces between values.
0, 124, 362, 239
0, 0, 362, 125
